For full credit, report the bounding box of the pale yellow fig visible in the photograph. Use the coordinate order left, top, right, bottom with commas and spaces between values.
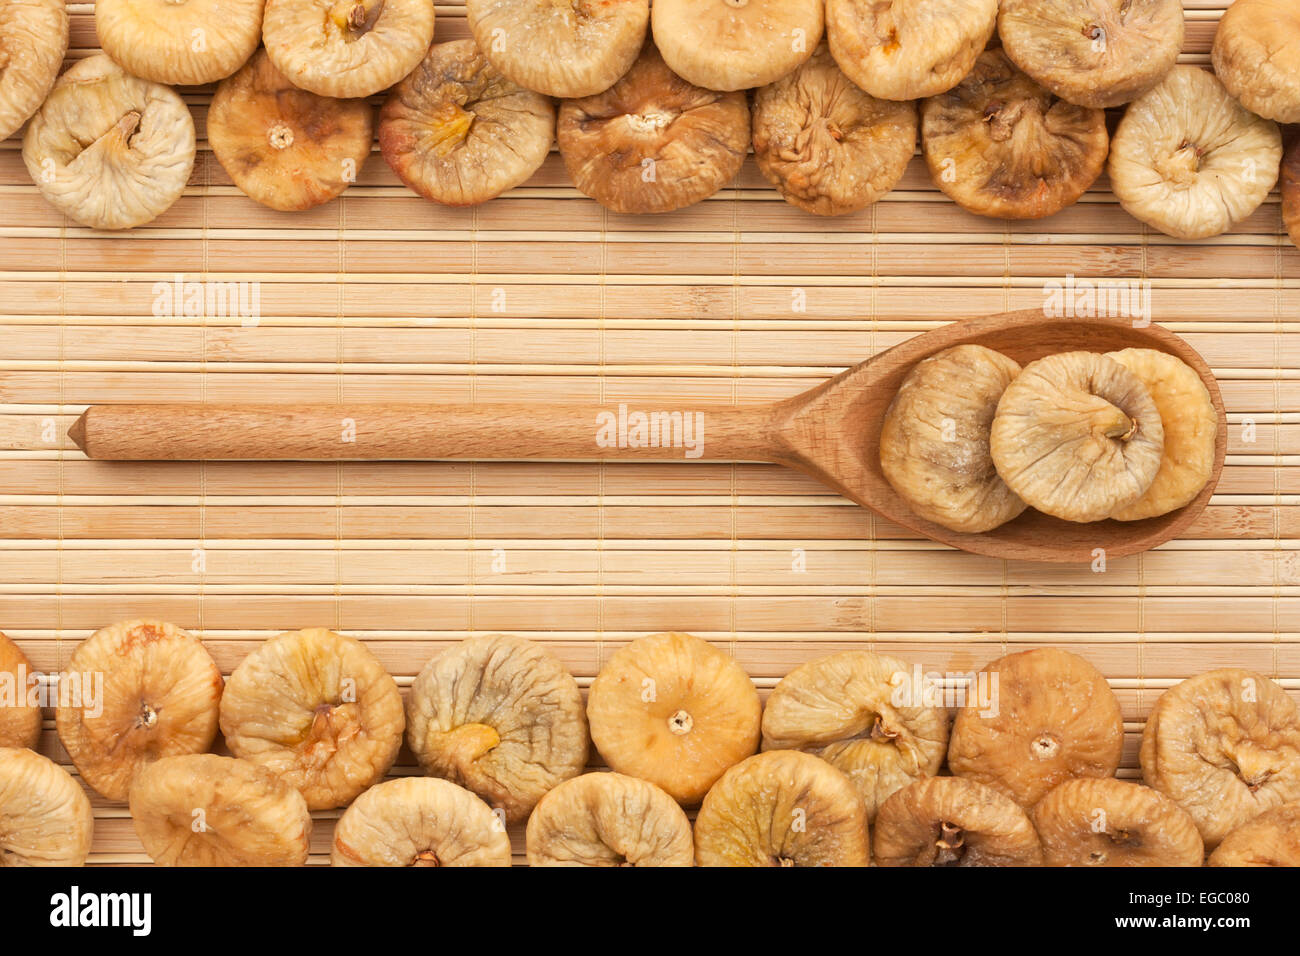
96, 0, 263, 86
1209, 802, 1300, 867
0, 631, 40, 750
0, 0, 69, 142
0, 747, 93, 866
1033, 778, 1203, 867
874, 776, 1043, 866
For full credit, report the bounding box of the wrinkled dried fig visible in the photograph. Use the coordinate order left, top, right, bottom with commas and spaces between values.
0, 747, 93, 866
379, 38, 554, 207
990, 351, 1164, 523
55, 619, 223, 803
1209, 802, 1300, 867
0, 0, 68, 142
407, 634, 588, 824
526, 771, 694, 867
557, 43, 749, 214
874, 776, 1043, 866
23, 54, 197, 230
1033, 778, 1203, 867
1212, 0, 1300, 125
220, 627, 403, 811
332, 776, 511, 867
588, 631, 760, 805
1283, 138, 1299, 252
1141, 668, 1300, 848
0, 631, 40, 750
96, 0, 263, 86
694, 750, 870, 866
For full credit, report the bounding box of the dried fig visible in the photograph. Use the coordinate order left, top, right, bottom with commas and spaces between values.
1109, 66, 1282, 240
921, 50, 1108, 220
874, 776, 1043, 866
55, 619, 223, 803
22, 54, 197, 230
379, 38, 554, 207
556, 42, 749, 214
1141, 668, 1300, 848
1105, 349, 1217, 521
331, 776, 512, 867
466, 0, 649, 98
0, 747, 93, 866
526, 771, 694, 867
998, 0, 1184, 109
96, 0, 263, 86
0, 0, 69, 142
761, 650, 947, 820
879, 344, 1027, 534
1033, 778, 1203, 867
263, 0, 435, 99
1283, 137, 1299, 252
129, 753, 311, 866
826, 0, 996, 101
1209, 802, 1300, 867
587, 631, 760, 805
990, 351, 1165, 523
0, 631, 40, 750
694, 750, 870, 867
209, 49, 373, 212
406, 634, 588, 824
219, 627, 404, 811
751, 45, 917, 217
1212, 0, 1300, 125
651, 0, 822, 93
948, 648, 1124, 808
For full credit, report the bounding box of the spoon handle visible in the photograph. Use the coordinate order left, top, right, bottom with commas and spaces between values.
68, 402, 787, 463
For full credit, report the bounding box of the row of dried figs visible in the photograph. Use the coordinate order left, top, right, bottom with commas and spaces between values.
881, 344, 1218, 533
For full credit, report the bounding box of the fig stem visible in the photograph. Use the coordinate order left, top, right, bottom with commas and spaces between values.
668, 709, 693, 735
267, 123, 294, 150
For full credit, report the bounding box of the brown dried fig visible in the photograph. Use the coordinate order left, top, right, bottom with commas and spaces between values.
0, 631, 40, 750
1212, 0, 1300, 125
874, 776, 1043, 866
96, 0, 263, 86
0, 747, 93, 866
0, 0, 69, 142
1033, 778, 1203, 867
1209, 802, 1300, 867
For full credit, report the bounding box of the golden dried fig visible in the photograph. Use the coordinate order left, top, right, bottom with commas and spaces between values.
1141, 668, 1300, 848
557, 42, 749, 214
999, 0, 1184, 109
990, 351, 1165, 523
406, 634, 588, 824
0, 747, 93, 866
0, 0, 68, 142
694, 750, 870, 866
263, 0, 435, 99
751, 45, 916, 217
96, 0, 263, 86
467, 0, 649, 98
1283, 137, 1299, 252
23, 54, 197, 230
1212, 0, 1300, 125
209, 49, 373, 212
588, 631, 760, 805
1209, 802, 1300, 867
1109, 66, 1282, 240
761, 650, 948, 820
331, 776, 512, 867
130, 753, 311, 866
826, 0, 996, 101
1033, 778, 1203, 867
526, 771, 694, 867
219, 627, 404, 811
55, 619, 223, 803
0, 631, 40, 750
379, 38, 554, 207
880, 345, 1026, 534
948, 648, 1123, 808
874, 776, 1043, 866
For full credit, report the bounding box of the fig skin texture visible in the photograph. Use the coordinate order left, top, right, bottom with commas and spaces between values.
1141, 668, 1300, 848
406, 634, 589, 825
526, 771, 694, 867
379, 38, 555, 207
95, 0, 264, 87
874, 775, 1043, 867
1284, 138, 1299, 252
694, 750, 871, 867
751, 45, 917, 217
0, 0, 69, 143
0, 747, 94, 866
1033, 778, 1204, 867
999, 0, 1185, 109
761, 649, 948, 821
948, 648, 1124, 809
55, 619, 224, 803
467, 0, 649, 99
331, 776, 512, 867
0, 631, 41, 750
921, 49, 1108, 220
129, 753, 311, 866
219, 627, 405, 811
1212, 0, 1300, 125
880, 344, 1026, 534
1209, 801, 1300, 867
557, 42, 750, 215
826, 0, 997, 102
587, 631, 761, 806
209, 50, 374, 212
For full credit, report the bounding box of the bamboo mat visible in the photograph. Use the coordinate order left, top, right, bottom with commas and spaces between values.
0, 0, 1297, 865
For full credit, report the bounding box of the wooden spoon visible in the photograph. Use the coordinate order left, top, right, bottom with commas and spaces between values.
68, 309, 1227, 563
